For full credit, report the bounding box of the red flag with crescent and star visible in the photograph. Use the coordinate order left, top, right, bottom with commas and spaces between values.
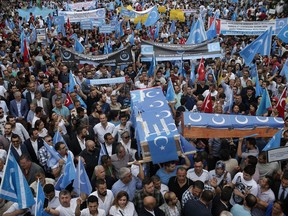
276, 87, 286, 119
197, 57, 205, 81
201, 93, 213, 113
64, 93, 74, 110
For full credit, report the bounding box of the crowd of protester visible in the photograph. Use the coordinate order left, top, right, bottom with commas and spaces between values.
0, 0, 288, 215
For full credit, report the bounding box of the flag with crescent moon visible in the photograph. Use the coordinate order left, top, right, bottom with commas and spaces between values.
276, 87, 286, 119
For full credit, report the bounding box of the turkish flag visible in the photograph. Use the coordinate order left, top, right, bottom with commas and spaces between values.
23, 39, 29, 63
201, 93, 213, 113
197, 57, 205, 81
209, 17, 221, 34
67, 18, 71, 30
64, 93, 74, 110
276, 87, 286, 118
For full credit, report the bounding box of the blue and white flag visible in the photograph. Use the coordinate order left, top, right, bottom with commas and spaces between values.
136, 20, 142, 30
53, 130, 67, 145
255, 73, 263, 97
169, 20, 176, 34
98, 143, 107, 164
35, 180, 50, 216
148, 54, 156, 77
68, 71, 77, 93
43, 141, 62, 168
256, 88, 271, 115
0, 151, 35, 209
206, 17, 217, 40
144, 6, 160, 27
166, 79, 175, 102
240, 27, 272, 66
73, 157, 92, 196
280, 59, 288, 82
190, 63, 196, 83
186, 16, 207, 44
262, 129, 282, 151
277, 24, 288, 43
60, 152, 76, 190
74, 40, 85, 54
53, 16, 65, 25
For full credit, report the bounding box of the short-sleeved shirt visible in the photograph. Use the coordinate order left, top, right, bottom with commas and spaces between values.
187, 169, 209, 183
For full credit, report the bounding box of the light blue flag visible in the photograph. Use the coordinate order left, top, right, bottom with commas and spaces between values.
154, 23, 160, 40
280, 59, 288, 81
104, 41, 109, 54
108, 38, 113, 53
169, 20, 176, 34
119, 21, 124, 37
60, 152, 76, 189
144, 6, 160, 27
0, 151, 35, 209
53, 16, 65, 25
257, 26, 272, 56
240, 28, 271, 66
231, 11, 237, 21
148, 55, 156, 77
69, 71, 77, 93
98, 143, 107, 164
35, 180, 51, 216
43, 141, 62, 168
74, 40, 85, 54
186, 16, 207, 44
76, 94, 87, 109
129, 31, 135, 45
53, 130, 66, 145
30, 27, 37, 43
70, 33, 78, 41
136, 20, 142, 30
223, 91, 234, 113
256, 88, 271, 115
250, 64, 258, 78
262, 129, 282, 151
180, 135, 197, 153
73, 158, 92, 196
277, 24, 288, 43
126, 20, 130, 30
166, 79, 175, 102
255, 73, 263, 97
206, 17, 217, 40
271, 40, 277, 55
190, 63, 196, 83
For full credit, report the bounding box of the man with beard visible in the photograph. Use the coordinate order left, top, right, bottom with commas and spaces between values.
75, 195, 105, 216
69, 126, 89, 157
90, 179, 114, 214
79, 140, 100, 180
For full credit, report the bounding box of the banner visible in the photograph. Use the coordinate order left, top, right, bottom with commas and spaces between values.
61, 46, 134, 66
214, 18, 288, 35
86, 77, 126, 86
120, 6, 155, 18
66, 1, 96, 11
80, 20, 93, 30
17, 7, 56, 20
58, 8, 106, 22
141, 39, 222, 61
36, 28, 46, 44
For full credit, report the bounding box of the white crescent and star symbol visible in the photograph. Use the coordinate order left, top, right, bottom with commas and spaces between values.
274, 117, 284, 124
146, 91, 160, 98
189, 113, 202, 122
156, 110, 171, 118
212, 115, 225, 125
167, 123, 178, 132
235, 116, 248, 124
256, 116, 269, 123
283, 30, 288, 38
150, 100, 164, 108
154, 136, 168, 151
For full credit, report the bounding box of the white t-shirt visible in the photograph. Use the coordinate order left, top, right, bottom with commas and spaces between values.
230, 172, 258, 205
80, 208, 106, 216
109, 202, 138, 216
187, 169, 209, 183
55, 198, 78, 216
90, 190, 114, 214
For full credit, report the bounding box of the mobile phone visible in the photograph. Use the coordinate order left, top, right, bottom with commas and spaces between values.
43, 198, 49, 208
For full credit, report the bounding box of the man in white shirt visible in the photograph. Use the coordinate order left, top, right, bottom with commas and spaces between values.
187, 159, 209, 183
93, 114, 115, 144
45, 190, 78, 216
90, 179, 114, 214
75, 195, 106, 216
43, 184, 61, 209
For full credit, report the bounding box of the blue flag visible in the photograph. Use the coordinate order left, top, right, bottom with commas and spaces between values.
206, 18, 217, 40
30, 26, 37, 43
53, 16, 65, 25
129, 31, 135, 45
280, 59, 288, 82
271, 40, 277, 55
262, 129, 282, 151
136, 20, 142, 30
277, 24, 288, 43
98, 143, 107, 164
35, 180, 51, 216
250, 64, 258, 78
190, 63, 196, 83
53, 130, 67, 145
148, 55, 156, 77
186, 16, 207, 44
154, 23, 160, 40
231, 11, 237, 21
180, 135, 197, 153
43, 141, 62, 168
68, 71, 77, 93
74, 40, 85, 54
144, 6, 160, 27
166, 79, 175, 102
256, 88, 271, 115
255, 73, 263, 97
76, 94, 87, 109
104, 41, 109, 54
60, 152, 76, 189
0, 151, 35, 209
240, 27, 272, 66
73, 158, 92, 196
169, 20, 176, 34
223, 91, 234, 113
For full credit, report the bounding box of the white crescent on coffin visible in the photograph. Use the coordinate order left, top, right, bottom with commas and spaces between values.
159, 110, 171, 118
167, 123, 178, 132
189, 113, 202, 122
212, 116, 225, 125
256, 116, 269, 123
235, 116, 248, 124
154, 136, 168, 146
146, 91, 158, 98
150, 100, 164, 108
283, 30, 288, 39
274, 117, 284, 124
